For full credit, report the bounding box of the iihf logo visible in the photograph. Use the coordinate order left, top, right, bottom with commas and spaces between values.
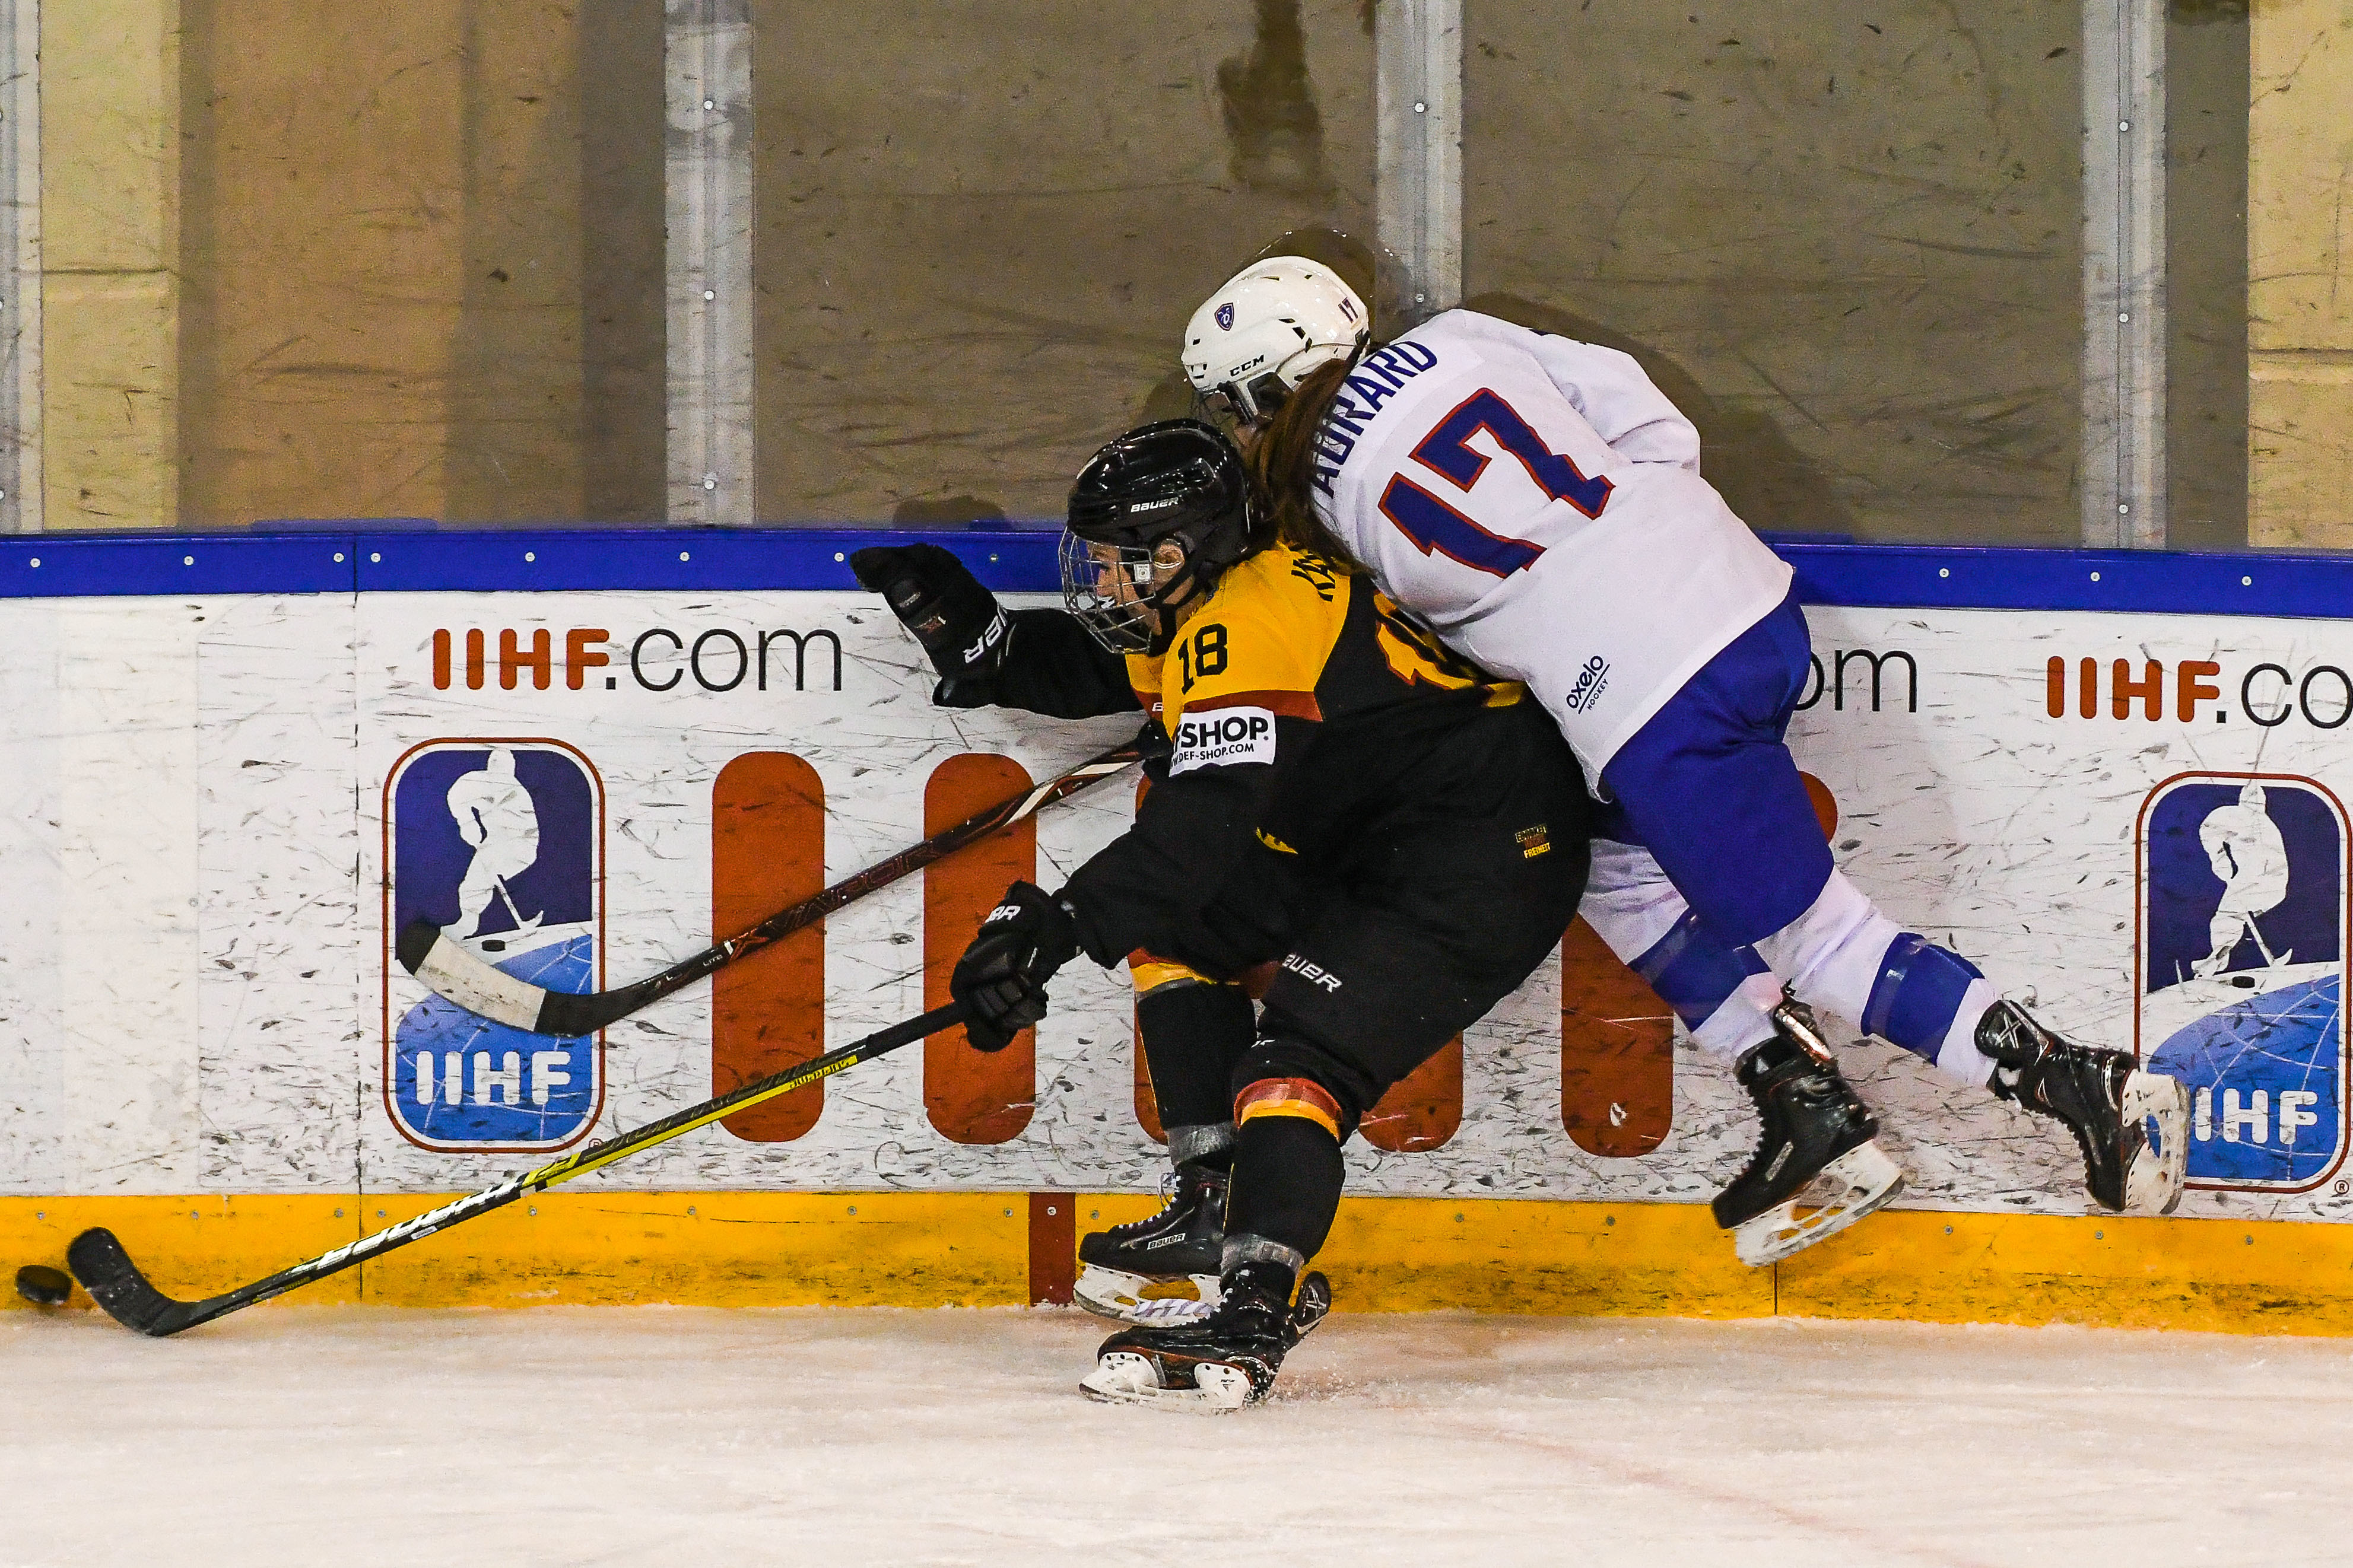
1215, 303, 1235, 331
383, 739, 605, 1153
2138, 772, 2349, 1192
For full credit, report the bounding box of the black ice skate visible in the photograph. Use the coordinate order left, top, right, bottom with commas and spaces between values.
1073, 1165, 1227, 1324
1977, 998, 2189, 1214
1713, 1001, 1906, 1266
1079, 1265, 1330, 1411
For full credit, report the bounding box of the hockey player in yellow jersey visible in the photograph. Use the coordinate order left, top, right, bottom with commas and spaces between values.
852, 419, 1590, 1408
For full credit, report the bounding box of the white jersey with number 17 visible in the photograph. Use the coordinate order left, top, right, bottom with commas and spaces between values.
1308, 308, 1792, 775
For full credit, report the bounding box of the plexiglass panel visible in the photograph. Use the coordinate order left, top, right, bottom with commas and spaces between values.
752, 0, 1374, 523
1463, 2, 2084, 545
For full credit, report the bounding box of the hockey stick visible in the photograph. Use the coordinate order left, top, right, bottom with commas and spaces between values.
66, 1000, 964, 1338
396, 740, 1141, 1036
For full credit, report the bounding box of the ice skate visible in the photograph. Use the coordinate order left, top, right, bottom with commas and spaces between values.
1712, 1001, 1905, 1266
1073, 1164, 1227, 1324
1977, 998, 2188, 1214
1080, 1265, 1329, 1411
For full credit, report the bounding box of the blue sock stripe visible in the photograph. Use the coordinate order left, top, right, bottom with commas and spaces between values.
1863, 933, 1984, 1060
1631, 913, 1770, 1031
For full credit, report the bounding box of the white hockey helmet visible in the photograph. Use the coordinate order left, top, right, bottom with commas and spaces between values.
1182, 256, 1371, 424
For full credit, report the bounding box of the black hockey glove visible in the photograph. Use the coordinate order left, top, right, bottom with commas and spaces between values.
949, 880, 1082, 1052
849, 543, 1012, 699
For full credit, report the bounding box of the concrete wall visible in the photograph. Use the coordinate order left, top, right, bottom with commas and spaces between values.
751, 0, 1374, 524
42, 0, 177, 530
2250, 0, 2353, 547
1463, 0, 2084, 547
170, 0, 663, 529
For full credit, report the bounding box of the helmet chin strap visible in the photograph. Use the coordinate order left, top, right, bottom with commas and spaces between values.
1141, 555, 1214, 655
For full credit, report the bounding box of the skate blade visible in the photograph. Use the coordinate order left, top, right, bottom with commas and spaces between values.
1732, 1141, 1907, 1267
1078, 1352, 1252, 1413
2122, 1070, 2191, 1216
1072, 1265, 1221, 1325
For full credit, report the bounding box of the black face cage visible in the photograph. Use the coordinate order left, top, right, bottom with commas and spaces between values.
1197, 370, 1293, 426
1060, 531, 1168, 654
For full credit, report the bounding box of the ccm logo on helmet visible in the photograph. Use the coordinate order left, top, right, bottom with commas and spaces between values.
1168, 705, 1278, 774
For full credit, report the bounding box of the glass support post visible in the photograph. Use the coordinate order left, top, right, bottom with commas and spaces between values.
2082, 0, 2167, 547
666, 0, 754, 524
1376, 0, 1461, 332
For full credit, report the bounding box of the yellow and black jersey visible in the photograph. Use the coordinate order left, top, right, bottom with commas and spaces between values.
1123, 543, 1518, 750
964, 542, 1581, 970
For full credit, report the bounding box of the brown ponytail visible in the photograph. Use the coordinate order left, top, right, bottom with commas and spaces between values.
1244, 357, 1366, 571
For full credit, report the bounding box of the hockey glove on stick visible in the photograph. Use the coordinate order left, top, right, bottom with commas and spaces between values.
950, 879, 1081, 1051
850, 543, 1012, 703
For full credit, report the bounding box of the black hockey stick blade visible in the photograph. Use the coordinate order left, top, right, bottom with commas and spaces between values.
67, 1230, 200, 1337
65, 1001, 964, 1337
398, 740, 1139, 1036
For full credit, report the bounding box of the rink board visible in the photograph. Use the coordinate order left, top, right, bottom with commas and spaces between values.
5, 527, 2353, 1327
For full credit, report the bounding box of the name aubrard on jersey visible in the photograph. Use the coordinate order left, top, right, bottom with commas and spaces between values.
1313, 342, 1442, 495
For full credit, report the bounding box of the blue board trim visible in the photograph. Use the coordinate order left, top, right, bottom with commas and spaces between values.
0, 524, 2346, 619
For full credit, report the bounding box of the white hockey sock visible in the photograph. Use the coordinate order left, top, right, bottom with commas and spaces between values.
1932, 979, 2000, 1087
1689, 971, 1783, 1058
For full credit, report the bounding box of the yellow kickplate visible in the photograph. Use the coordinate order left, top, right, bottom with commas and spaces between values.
0, 1192, 1028, 1312
6, 1192, 2348, 1335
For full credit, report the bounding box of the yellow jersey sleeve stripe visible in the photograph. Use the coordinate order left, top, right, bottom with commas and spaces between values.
1129, 953, 1231, 997
1160, 546, 1351, 725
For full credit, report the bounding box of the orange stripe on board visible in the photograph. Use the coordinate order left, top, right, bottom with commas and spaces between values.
1560, 917, 1675, 1158
924, 754, 1037, 1144
1799, 771, 1838, 840
712, 753, 826, 1141
1360, 1037, 1463, 1152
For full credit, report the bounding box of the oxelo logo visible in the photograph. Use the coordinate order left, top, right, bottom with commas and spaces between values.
1563, 655, 1611, 714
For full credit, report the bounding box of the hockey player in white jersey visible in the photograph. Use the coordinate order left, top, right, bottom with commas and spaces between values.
1180, 257, 2190, 1237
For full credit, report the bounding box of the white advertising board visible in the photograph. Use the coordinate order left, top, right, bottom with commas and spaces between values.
2, 552, 2348, 1227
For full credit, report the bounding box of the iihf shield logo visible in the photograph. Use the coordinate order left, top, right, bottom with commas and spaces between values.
2138, 773, 2349, 1192
1215, 302, 1235, 331
383, 740, 605, 1153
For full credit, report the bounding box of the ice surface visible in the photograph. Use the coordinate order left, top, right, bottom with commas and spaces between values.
5, 1306, 2351, 1567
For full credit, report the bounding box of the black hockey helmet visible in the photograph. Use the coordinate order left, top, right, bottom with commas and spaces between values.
1061, 418, 1256, 654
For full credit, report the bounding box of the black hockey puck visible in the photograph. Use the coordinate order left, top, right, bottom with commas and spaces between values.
14, 1264, 72, 1308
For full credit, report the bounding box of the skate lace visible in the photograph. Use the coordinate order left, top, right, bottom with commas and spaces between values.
1103, 1174, 1213, 1240
1733, 1078, 1780, 1183
1102, 1200, 1179, 1241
